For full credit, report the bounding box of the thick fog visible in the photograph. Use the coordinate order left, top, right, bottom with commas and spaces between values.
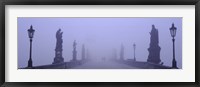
18, 18, 182, 68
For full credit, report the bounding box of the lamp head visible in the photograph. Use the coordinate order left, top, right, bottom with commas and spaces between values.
170, 23, 177, 37
28, 25, 35, 38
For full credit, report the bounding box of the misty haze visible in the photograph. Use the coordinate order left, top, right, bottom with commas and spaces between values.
18, 17, 182, 69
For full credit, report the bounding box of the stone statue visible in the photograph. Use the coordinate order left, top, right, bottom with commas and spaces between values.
53, 29, 64, 64
56, 29, 63, 51
147, 25, 161, 64
82, 44, 85, 60
72, 40, 77, 61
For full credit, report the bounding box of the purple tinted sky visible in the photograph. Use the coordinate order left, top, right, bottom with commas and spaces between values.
18, 17, 182, 68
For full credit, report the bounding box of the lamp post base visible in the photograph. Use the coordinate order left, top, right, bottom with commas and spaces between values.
28, 59, 32, 67
172, 59, 178, 68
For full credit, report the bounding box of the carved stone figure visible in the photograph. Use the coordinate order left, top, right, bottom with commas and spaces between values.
147, 25, 161, 64
53, 29, 64, 64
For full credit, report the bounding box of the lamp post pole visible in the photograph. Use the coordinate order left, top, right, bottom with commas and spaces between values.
28, 25, 35, 67
133, 43, 136, 61
170, 23, 177, 68
28, 38, 33, 67
172, 37, 177, 68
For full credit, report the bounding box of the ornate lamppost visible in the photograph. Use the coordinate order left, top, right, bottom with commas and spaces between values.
27, 25, 35, 67
170, 23, 178, 68
133, 43, 136, 61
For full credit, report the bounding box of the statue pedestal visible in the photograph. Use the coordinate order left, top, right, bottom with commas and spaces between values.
147, 46, 161, 64
53, 29, 64, 64
72, 50, 77, 61
147, 25, 161, 64
53, 57, 64, 64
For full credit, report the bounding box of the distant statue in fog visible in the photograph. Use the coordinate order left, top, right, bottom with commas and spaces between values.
72, 40, 77, 61
82, 44, 85, 60
53, 29, 64, 64
56, 29, 63, 49
73, 40, 77, 50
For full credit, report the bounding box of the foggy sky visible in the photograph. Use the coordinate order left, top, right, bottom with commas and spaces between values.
18, 17, 182, 68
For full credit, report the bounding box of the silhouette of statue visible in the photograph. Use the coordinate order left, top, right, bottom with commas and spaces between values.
56, 29, 63, 50
73, 40, 77, 50
120, 44, 124, 60
147, 25, 161, 64
53, 29, 64, 64
72, 40, 77, 61
81, 44, 85, 60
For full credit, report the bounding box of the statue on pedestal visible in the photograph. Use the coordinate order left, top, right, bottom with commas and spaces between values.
72, 40, 77, 61
147, 25, 161, 64
53, 29, 64, 64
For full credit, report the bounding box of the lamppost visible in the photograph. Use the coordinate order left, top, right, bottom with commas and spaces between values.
27, 25, 35, 67
170, 23, 178, 68
133, 43, 136, 61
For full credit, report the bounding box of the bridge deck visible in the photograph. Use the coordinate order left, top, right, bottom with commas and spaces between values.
73, 60, 138, 69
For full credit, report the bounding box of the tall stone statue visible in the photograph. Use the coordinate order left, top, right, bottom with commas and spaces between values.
53, 29, 64, 64
147, 25, 161, 64
72, 40, 77, 61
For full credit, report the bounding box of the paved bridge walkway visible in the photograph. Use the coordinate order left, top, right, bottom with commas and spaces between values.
73, 60, 138, 69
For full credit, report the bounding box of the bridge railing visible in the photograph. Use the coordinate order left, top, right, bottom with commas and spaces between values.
115, 60, 172, 69
22, 59, 89, 69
